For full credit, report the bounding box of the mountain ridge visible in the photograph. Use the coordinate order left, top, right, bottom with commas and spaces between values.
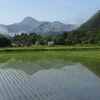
0, 17, 77, 37
78, 10, 100, 31
32, 21, 76, 37
15, 17, 40, 27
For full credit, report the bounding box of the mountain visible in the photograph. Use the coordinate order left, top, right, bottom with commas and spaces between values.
0, 17, 42, 35
32, 21, 77, 37
77, 10, 100, 44
0, 17, 77, 37
15, 17, 41, 28
78, 10, 100, 31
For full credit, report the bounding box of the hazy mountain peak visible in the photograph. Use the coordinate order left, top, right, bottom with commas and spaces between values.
18, 16, 39, 26
22, 16, 38, 23
53, 21, 63, 24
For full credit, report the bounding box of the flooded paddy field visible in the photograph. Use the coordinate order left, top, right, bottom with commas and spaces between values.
0, 59, 100, 100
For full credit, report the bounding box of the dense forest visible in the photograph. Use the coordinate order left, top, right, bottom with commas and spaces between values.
0, 29, 100, 47
12, 33, 45, 45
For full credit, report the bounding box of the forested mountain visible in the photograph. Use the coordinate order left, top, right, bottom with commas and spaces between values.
76, 10, 100, 44
54, 10, 100, 45
78, 10, 100, 31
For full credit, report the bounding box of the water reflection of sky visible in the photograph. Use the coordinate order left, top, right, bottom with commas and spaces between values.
0, 59, 100, 100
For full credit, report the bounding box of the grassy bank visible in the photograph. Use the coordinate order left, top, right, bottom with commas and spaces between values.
0, 45, 100, 52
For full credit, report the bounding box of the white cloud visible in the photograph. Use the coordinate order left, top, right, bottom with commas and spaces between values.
0, 27, 8, 34
75, 17, 89, 26
63, 16, 89, 26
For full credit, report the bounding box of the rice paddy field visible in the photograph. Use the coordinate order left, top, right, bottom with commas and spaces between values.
0, 45, 100, 100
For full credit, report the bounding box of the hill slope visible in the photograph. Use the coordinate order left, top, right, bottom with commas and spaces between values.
0, 17, 42, 35
32, 21, 77, 37
0, 17, 77, 37
76, 10, 100, 44
78, 10, 100, 31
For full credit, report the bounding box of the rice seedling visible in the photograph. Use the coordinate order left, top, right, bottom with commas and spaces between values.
0, 46, 100, 100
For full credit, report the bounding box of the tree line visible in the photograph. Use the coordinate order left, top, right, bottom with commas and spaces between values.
0, 29, 100, 47
11, 32, 52, 46
54, 30, 100, 45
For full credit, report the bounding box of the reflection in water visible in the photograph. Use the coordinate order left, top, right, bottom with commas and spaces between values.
0, 59, 100, 100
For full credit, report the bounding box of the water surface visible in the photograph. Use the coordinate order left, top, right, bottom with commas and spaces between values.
0, 59, 100, 100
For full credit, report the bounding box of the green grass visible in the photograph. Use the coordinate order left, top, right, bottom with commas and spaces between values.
0, 45, 100, 52
0, 45, 100, 77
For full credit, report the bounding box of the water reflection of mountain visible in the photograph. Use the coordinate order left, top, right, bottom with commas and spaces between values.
0, 58, 73, 75
0, 59, 100, 100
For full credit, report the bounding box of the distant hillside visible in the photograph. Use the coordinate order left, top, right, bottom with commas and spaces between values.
78, 10, 100, 31
0, 17, 77, 37
0, 17, 42, 36
32, 21, 77, 37
72, 10, 100, 44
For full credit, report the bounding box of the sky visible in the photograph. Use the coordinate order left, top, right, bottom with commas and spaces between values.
0, 0, 100, 25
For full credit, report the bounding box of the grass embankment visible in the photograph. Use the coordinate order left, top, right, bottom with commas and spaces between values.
0, 45, 100, 52
0, 45, 100, 77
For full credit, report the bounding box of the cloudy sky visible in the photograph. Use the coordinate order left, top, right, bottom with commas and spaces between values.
0, 0, 100, 25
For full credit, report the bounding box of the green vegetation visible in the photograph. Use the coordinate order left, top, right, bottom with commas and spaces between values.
10, 28, 100, 46
0, 45, 100, 52
11, 32, 45, 45
10, 29, 100, 46
0, 45, 100, 77
0, 35, 11, 47
78, 10, 100, 31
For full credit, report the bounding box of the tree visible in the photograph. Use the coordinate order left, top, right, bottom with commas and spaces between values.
28, 35, 36, 44
54, 34, 65, 45
28, 32, 38, 45
66, 30, 84, 44
11, 34, 21, 42
38, 39, 45, 45
62, 31, 68, 39
44, 36, 52, 44
20, 32, 28, 42
0, 35, 11, 47
36, 35, 43, 42
65, 39, 71, 45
